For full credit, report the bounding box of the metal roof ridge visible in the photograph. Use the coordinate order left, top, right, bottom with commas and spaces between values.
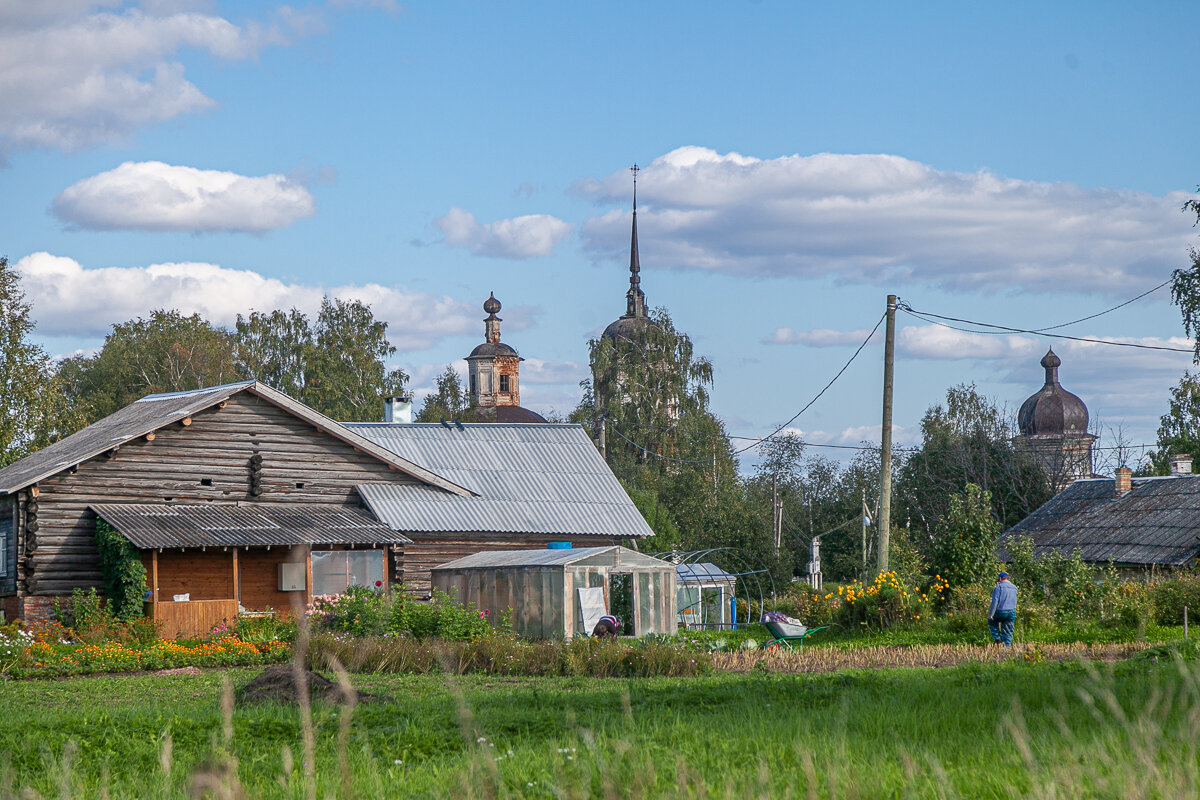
137, 380, 255, 402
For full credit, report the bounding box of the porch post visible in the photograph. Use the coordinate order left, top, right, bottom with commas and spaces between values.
151, 549, 159, 621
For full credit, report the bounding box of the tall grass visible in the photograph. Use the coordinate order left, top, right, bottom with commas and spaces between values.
3, 646, 1200, 798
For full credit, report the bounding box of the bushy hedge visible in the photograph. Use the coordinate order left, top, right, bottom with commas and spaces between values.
308, 632, 710, 677
308, 585, 507, 641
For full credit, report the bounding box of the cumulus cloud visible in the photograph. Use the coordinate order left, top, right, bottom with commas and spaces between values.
52, 161, 316, 233
520, 358, 587, 385
13, 252, 484, 351
435, 207, 573, 258
764, 327, 876, 346
578, 146, 1197, 294
775, 424, 917, 448
787, 319, 1195, 445
0, 2, 314, 156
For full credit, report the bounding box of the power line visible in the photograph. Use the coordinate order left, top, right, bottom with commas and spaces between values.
605, 311, 887, 464
1029, 278, 1172, 332
900, 304, 1194, 354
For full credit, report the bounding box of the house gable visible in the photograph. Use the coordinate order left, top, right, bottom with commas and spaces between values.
16, 390, 435, 596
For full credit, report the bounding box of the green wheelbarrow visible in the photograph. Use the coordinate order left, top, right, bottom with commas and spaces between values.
760, 613, 828, 651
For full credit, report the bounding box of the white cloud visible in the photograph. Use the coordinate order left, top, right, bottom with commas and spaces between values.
14, 252, 481, 351
897, 325, 1040, 360
578, 146, 1197, 294
775, 424, 917, 448
764, 327, 876, 346
435, 207, 573, 258
0, 2, 314, 156
520, 358, 586, 385
52, 161, 316, 233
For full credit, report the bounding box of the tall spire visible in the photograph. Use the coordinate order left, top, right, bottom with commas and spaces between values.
625, 163, 646, 318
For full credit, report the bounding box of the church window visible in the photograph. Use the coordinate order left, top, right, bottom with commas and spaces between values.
500, 374, 510, 393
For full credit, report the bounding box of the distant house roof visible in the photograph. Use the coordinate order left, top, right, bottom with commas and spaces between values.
94, 503, 411, 549
431, 545, 670, 571
0, 382, 472, 497
347, 423, 654, 538
1002, 475, 1200, 566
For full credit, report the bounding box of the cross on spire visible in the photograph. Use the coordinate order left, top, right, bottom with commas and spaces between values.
630, 163, 639, 211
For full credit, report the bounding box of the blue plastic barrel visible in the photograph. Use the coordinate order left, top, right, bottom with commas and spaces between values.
547, 542, 573, 549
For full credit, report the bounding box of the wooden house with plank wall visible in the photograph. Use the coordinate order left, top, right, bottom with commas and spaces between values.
0, 382, 653, 636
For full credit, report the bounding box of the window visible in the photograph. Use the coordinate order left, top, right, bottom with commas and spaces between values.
0, 517, 11, 578
499, 374, 511, 393
310, 550, 384, 596
469, 373, 477, 396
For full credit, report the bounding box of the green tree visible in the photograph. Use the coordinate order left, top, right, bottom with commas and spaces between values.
0, 257, 85, 466
897, 384, 1050, 542
1170, 186, 1200, 362
931, 483, 1001, 590
1146, 372, 1200, 475
584, 308, 714, 477
415, 366, 478, 422
60, 309, 237, 423
304, 297, 408, 420
233, 308, 312, 399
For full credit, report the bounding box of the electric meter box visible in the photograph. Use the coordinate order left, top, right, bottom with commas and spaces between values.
278, 562, 306, 592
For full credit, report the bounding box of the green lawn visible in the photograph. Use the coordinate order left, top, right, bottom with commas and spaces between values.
2, 647, 1199, 799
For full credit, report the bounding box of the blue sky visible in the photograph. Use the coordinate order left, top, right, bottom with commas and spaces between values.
2, 1, 1199, 468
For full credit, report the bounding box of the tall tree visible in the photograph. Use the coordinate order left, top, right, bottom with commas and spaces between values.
59, 310, 236, 423
1146, 372, 1200, 475
415, 366, 477, 423
1170, 186, 1200, 362
304, 297, 408, 421
582, 307, 715, 479
0, 257, 86, 466
897, 384, 1049, 547
233, 308, 312, 399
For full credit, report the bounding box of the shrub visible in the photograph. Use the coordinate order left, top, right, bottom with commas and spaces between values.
309, 586, 508, 641
1149, 573, 1200, 626
307, 633, 710, 677
94, 519, 148, 621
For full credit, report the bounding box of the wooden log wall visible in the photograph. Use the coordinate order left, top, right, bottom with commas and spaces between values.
26, 391, 417, 595
402, 534, 621, 597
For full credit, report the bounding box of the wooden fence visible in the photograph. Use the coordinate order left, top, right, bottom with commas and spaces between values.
151, 599, 239, 639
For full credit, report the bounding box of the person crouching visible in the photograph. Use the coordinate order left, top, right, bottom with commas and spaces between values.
592, 615, 621, 638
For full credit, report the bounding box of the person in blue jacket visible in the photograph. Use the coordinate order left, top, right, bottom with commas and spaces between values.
988, 572, 1018, 646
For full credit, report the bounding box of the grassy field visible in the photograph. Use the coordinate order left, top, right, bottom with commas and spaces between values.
2, 643, 1199, 799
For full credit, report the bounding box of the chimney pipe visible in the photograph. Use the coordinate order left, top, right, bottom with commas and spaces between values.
383, 396, 412, 424
1114, 467, 1132, 498
1171, 454, 1193, 476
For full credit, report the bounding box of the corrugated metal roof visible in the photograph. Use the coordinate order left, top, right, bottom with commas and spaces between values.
431, 545, 670, 571
1001, 475, 1200, 565
348, 423, 654, 538
93, 503, 411, 549
0, 382, 471, 497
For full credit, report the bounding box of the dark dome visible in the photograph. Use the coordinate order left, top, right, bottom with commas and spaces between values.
602, 314, 657, 343
474, 405, 547, 423
468, 342, 519, 359
1018, 348, 1089, 436
484, 292, 501, 315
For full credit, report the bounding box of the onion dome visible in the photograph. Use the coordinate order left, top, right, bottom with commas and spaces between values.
483, 292, 501, 315
1018, 348, 1090, 436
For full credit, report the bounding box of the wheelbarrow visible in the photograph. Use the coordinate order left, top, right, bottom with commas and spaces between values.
760, 612, 828, 651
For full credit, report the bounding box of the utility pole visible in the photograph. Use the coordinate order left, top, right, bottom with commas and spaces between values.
772, 475, 780, 556
598, 416, 607, 461
861, 489, 869, 580
878, 294, 897, 574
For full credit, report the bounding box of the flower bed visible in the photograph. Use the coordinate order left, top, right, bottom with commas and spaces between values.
1, 628, 290, 678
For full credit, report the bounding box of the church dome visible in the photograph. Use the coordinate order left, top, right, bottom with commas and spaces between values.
1018, 348, 1090, 436
603, 164, 658, 343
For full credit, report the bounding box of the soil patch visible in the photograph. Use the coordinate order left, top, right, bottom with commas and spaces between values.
238, 665, 381, 705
